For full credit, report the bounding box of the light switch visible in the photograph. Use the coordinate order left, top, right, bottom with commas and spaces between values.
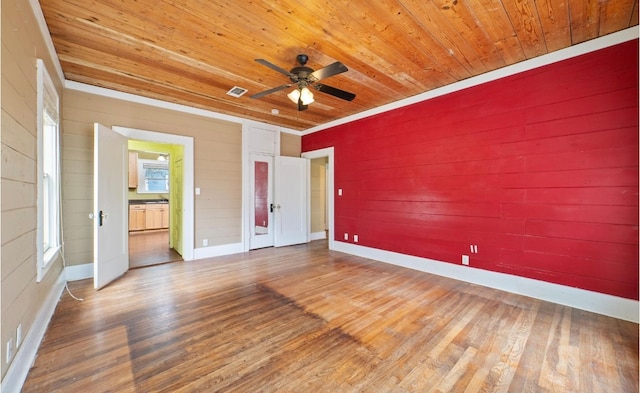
338, 188, 343, 196
195, 187, 201, 195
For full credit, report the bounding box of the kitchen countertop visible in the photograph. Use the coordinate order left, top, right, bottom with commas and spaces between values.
129, 199, 169, 205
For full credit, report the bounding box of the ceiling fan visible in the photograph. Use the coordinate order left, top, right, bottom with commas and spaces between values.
250, 54, 356, 111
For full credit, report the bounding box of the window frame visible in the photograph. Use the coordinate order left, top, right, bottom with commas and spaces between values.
36, 59, 61, 282
136, 159, 170, 194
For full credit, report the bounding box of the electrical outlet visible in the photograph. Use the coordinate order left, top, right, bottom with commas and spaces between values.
16, 324, 22, 348
344, 233, 348, 241
462, 255, 470, 265
202, 239, 208, 246
6, 338, 14, 363
354, 234, 359, 243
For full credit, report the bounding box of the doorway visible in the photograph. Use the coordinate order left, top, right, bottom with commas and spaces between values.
127, 143, 182, 268
309, 157, 328, 241
113, 126, 195, 262
301, 147, 335, 250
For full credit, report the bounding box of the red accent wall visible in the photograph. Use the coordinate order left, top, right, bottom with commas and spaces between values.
302, 40, 639, 300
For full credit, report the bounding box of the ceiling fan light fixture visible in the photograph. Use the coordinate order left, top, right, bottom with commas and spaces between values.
287, 87, 314, 106
299, 87, 314, 105
287, 88, 300, 104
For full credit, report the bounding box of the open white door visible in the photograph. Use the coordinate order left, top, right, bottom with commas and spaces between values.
93, 123, 129, 289
274, 156, 309, 247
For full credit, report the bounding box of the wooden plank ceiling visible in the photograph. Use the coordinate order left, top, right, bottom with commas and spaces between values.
40, 0, 638, 131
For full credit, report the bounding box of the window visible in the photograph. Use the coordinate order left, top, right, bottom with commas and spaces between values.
37, 59, 61, 282
137, 159, 169, 193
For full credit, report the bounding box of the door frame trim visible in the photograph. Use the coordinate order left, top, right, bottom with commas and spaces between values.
301, 147, 335, 250
113, 126, 195, 261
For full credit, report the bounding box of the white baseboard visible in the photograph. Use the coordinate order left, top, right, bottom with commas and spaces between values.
65, 242, 245, 280
333, 241, 639, 323
1, 272, 66, 393
65, 263, 93, 281
310, 231, 327, 241
193, 242, 244, 260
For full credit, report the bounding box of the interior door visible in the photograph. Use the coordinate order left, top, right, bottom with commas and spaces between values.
171, 156, 183, 254
274, 156, 309, 247
93, 123, 129, 289
250, 154, 274, 249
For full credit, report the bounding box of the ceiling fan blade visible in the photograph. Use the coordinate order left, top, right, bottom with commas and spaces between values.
255, 59, 295, 78
313, 83, 356, 101
310, 62, 348, 81
250, 84, 291, 99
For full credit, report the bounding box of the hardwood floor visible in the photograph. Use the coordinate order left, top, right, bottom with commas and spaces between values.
22, 241, 638, 392
129, 230, 182, 269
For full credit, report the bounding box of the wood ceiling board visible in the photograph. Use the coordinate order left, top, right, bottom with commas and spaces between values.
334, 1, 452, 85
377, 1, 475, 82
465, 0, 528, 65
39, 0, 639, 131
535, 0, 572, 52
44, 1, 260, 82
568, 0, 604, 44
501, 0, 549, 59
599, 0, 639, 35
400, 0, 493, 76
55, 41, 244, 106
430, 0, 508, 70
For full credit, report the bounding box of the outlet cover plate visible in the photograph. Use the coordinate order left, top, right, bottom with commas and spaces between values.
6, 338, 13, 363
16, 325, 22, 348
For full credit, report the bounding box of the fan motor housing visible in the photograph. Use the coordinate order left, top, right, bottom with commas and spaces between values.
289, 66, 314, 82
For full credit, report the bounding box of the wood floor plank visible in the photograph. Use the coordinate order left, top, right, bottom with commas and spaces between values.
21, 240, 638, 392
431, 346, 478, 393
128, 229, 182, 269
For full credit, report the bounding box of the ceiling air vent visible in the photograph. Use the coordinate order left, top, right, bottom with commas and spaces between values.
226, 86, 248, 98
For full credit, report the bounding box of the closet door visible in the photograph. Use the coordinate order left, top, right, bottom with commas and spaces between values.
274, 156, 309, 247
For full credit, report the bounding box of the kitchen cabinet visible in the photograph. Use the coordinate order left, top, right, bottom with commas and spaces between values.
129, 202, 169, 231
128, 152, 138, 188
129, 204, 146, 231
145, 203, 169, 230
